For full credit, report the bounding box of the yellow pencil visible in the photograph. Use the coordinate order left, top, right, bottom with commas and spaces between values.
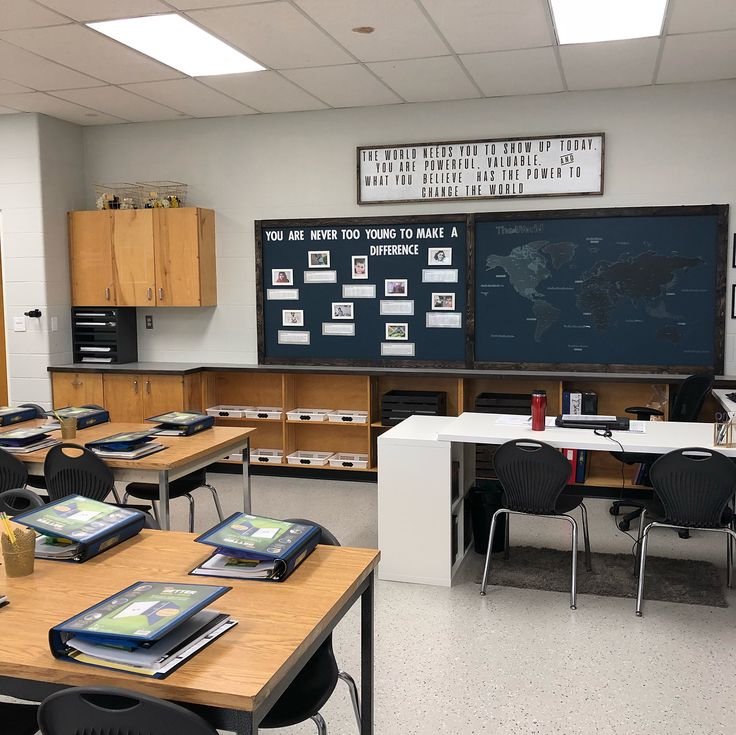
0, 512, 16, 545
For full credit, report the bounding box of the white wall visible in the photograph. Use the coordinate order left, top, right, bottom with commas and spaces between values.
76, 79, 736, 372
0, 113, 82, 406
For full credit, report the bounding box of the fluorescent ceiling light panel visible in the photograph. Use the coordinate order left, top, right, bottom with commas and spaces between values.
88, 14, 265, 76
550, 0, 668, 44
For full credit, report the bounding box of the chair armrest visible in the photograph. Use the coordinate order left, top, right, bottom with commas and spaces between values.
624, 406, 664, 420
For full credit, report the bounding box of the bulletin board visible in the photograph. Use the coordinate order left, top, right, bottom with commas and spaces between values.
473, 205, 728, 374
256, 215, 470, 367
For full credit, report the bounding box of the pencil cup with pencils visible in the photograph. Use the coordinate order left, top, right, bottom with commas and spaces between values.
1, 513, 35, 577
59, 416, 77, 440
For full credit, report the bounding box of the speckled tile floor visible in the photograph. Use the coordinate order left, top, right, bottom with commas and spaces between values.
7, 474, 736, 734
192, 474, 736, 735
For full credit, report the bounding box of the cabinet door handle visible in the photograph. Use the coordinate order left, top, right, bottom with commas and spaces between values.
158, 287, 164, 301
133, 380, 138, 393
146, 380, 151, 394
104, 287, 110, 301
71, 379, 82, 388
147, 287, 153, 301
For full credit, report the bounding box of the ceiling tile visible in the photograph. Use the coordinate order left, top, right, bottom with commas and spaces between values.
658, 29, 736, 83
0, 104, 21, 114
0, 92, 125, 124
187, 2, 353, 69
367, 56, 481, 102
0, 40, 105, 90
200, 71, 327, 113
0, 0, 69, 30
420, 0, 554, 54
169, 0, 268, 8
294, 0, 448, 62
36, 0, 172, 22
0, 78, 33, 94
667, 0, 736, 34
121, 79, 257, 117
461, 47, 564, 97
560, 38, 661, 90
281, 64, 402, 108
0, 24, 183, 85
51, 86, 189, 122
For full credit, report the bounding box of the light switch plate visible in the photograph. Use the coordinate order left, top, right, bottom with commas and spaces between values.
13, 316, 26, 332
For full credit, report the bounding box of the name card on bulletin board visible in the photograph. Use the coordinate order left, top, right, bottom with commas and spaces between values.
357, 133, 604, 205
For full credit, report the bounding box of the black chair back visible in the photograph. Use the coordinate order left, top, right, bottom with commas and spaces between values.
0, 488, 43, 516
670, 375, 713, 422
284, 518, 340, 547
44, 443, 115, 502
649, 447, 736, 528
37, 687, 218, 735
493, 439, 571, 514
18, 403, 47, 418
0, 447, 28, 492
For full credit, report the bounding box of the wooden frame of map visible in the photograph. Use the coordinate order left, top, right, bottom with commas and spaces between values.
472, 205, 728, 374
256, 214, 471, 368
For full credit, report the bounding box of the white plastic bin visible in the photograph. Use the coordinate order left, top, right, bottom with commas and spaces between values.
328, 452, 369, 469
327, 410, 368, 424
286, 450, 333, 466
286, 408, 331, 422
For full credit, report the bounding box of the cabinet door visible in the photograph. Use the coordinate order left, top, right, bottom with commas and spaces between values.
69, 211, 115, 306
154, 208, 216, 306
142, 375, 185, 418
102, 374, 144, 422
51, 372, 104, 409
111, 210, 155, 306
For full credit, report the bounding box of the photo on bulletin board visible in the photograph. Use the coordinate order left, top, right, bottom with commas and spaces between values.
352, 255, 368, 279
473, 205, 728, 374
308, 250, 330, 268
256, 214, 470, 367
432, 293, 455, 311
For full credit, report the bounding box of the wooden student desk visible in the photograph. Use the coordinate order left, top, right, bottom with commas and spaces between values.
0, 421, 255, 530
378, 413, 731, 587
0, 530, 380, 735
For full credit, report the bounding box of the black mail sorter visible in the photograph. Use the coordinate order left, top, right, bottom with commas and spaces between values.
380, 390, 447, 427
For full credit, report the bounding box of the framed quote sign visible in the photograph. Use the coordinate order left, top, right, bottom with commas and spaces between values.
358, 132, 604, 205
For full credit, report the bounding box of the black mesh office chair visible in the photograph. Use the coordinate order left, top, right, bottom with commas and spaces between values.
635, 447, 736, 616
258, 519, 360, 734
43, 443, 119, 503
123, 468, 224, 533
480, 439, 592, 610
0, 701, 39, 735
610, 374, 713, 531
37, 687, 218, 735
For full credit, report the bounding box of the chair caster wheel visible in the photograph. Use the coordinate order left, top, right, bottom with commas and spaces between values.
570, 605, 576, 610
618, 520, 631, 532
609, 506, 619, 516
480, 591, 486, 596
636, 611, 643, 617
677, 530, 690, 539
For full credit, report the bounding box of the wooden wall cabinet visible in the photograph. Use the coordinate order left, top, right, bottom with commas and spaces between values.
101, 373, 202, 422
51, 372, 105, 408
69, 208, 216, 307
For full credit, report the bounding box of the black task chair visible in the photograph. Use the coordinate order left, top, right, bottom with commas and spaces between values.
43, 443, 120, 503
610, 374, 714, 531
37, 687, 218, 735
635, 447, 736, 616
123, 468, 224, 533
0, 701, 39, 735
0, 446, 28, 491
258, 519, 360, 734
480, 439, 592, 610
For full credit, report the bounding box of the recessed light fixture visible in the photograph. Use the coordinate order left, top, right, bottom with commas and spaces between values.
352, 26, 375, 34
87, 14, 265, 77
550, 0, 668, 44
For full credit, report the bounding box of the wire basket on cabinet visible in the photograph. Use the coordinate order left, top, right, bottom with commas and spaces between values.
137, 181, 188, 208
93, 183, 140, 210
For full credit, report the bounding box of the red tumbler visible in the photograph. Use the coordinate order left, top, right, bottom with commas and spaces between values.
531, 390, 547, 431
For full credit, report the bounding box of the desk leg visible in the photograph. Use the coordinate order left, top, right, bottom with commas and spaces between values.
242, 437, 251, 513
361, 570, 375, 735
158, 470, 171, 531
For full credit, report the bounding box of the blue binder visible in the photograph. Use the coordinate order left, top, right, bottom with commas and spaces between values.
145, 411, 214, 436
54, 406, 110, 429
0, 406, 38, 426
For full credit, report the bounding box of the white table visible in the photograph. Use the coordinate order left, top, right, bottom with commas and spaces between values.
378, 413, 729, 587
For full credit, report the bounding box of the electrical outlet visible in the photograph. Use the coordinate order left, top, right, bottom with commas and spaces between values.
13, 316, 26, 332
145, 315, 154, 329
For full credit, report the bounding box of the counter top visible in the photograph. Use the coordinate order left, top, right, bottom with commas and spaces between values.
47, 362, 709, 382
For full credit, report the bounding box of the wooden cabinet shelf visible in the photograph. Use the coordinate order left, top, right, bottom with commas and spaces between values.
69, 208, 216, 307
